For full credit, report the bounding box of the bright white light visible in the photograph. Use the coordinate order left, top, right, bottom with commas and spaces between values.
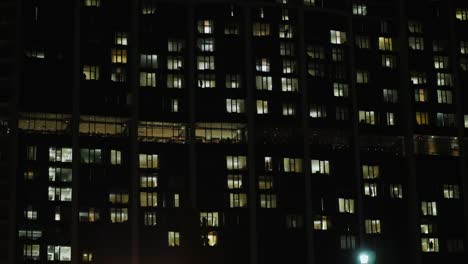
359, 253, 369, 264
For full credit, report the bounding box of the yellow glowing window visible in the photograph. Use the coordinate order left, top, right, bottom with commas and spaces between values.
378, 37, 393, 51
111, 49, 127, 64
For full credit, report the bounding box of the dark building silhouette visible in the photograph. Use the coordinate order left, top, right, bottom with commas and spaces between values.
1, 0, 468, 264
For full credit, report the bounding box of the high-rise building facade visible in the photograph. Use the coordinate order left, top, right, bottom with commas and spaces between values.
2, 0, 468, 264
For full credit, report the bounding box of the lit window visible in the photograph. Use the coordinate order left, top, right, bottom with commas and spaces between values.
415, 112, 429, 125
338, 198, 355, 213
48, 167, 72, 182
282, 59, 297, 74
356, 70, 369, 84
168, 39, 184, 52
421, 201, 437, 216
226, 74, 240, 88
144, 211, 157, 226
443, 184, 460, 199
389, 184, 403, 198
281, 78, 298, 92
304, 0, 315, 6
79, 207, 100, 222
140, 54, 158, 69
286, 214, 303, 229
47, 245, 71, 261
168, 231, 181, 246
110, 208, 128, 223
311, 159, 330, 174
313, 215, 330, 230
434, 56, 449, 69
203, 231, 218, 247
114, 32, 128, 46
80, 148, 102, 164
197, 56, 215, 70
282, 103, 296, 116
421, 238, 439, 252
49, 147, 73, 162
420, 223, 434, 234
281, 9, 289, 21
24, 205, 38, 220
197, 74, 216, 88
140, 173, 158, 188
256, 76, 273, 90
280, 42, 295, 56
309, 105, 327, 118
352, 4, 367, 16
378, 37, 393, 51
456, 8, 468, 21
409, 37, 424, 50
197, 38, 215, 52
460, 41, 468, 54
84, 0, 100, 7
283, 157, 303, 173
340, 235, 356, 250
167, 56, 184, 70
110, 149, 121, 165
26, 146, 37, 161
253, 22, 270, 36
264, 157, 273, 171
23, 244, 40, 260
364, 183, 378, 197
256, 58, 270, 72
365, 219, 381, 234
140, 192, 157, 207
258, 175, 273, 190
358, 111, 375, 125
362, 165, 379, 179
465, 115, 468, 128
82, 251, 93, 262
197, 20, 214, 34
279, 24, 294, 38
436, 72, 453, 86
226, 99, 245, 114
167, 74, 184, 89
139, 154, 158, 169
111, 67, 126, 82
414, 89, 428, 102
111, 49, 127, 64
83, 65, 100, 80
25, 50, 45, 59
383, 89, 398, 103
226, 155, 247, 170
260, 194, 277, 208
330, 30, 346, 44
18, 230, 42, 240
170, 99, 179, 113
386, 112, 395, 126
139, 72, 156, 87
141, 0, 156, 14
229, 193, 247, 208
227, 174, 243, 189
381, 54, 396, 68
109, 192, 129, 204
437, 90, 453, 104
436, 112, 455, 127
200, 212, 219, 227
256, 100, 269, 114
